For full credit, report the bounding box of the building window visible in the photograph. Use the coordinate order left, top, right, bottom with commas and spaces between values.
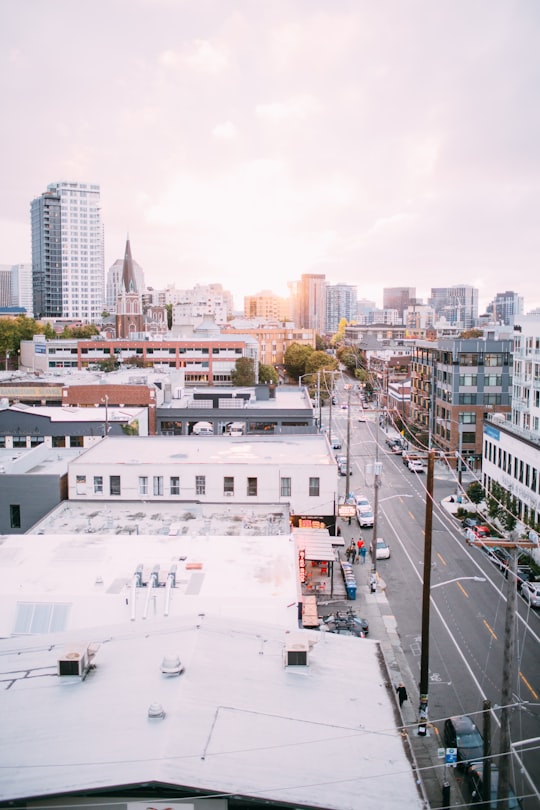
30, 436, 45, 447
153, 476, 164, 496
247, 477, 258, 496
70, 435, 84, 447
52, 436, 66, 447
10, 504, 21, 529
170, 476, 180, 495
309, 477, 320, 496
139, 476, 148, 495
280, 477, 291, 497
13, 436, 27, 448
93, 476, 103, 494
224, 476, 234, 495
460, 413, 477, 424
110, 475, 121, 496
196, 475, 206, 495
461, 431, 476, 444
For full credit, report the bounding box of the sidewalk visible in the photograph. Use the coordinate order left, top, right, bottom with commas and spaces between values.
316, 535, 462, 809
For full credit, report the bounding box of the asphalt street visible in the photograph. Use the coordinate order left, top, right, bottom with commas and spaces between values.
326, 387, 540, 810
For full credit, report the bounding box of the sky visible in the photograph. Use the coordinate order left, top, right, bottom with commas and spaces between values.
1, 0, 539, 313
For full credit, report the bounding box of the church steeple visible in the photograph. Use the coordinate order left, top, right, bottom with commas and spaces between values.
120, 235, 137, 294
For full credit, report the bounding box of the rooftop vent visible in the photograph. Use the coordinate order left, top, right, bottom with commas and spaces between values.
148, 702, 166, 719
160, 654, 184, 676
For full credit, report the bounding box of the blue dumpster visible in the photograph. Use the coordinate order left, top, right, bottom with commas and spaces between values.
346, 583, 357, 600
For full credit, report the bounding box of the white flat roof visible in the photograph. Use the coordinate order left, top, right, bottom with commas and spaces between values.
8, 403, 144, 423
69, 434, 335, 467
0, 532, 422, 809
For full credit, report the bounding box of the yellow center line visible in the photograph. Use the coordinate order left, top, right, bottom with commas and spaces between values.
482, 619, 497, 640
436, 553, 447, 567
519, 671, 539, 700
408, 511, 415, 520
456, 582, 469, 598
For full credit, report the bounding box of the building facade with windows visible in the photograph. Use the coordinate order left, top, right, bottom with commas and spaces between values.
383, 287, 416, 322
411, 336, 513, 467
482, 316, 540, 530
19, 334, 259, 385
66, 434, 339, 526
486, 290, 524, 325
428, 285, 479, 329
325, 283, 357, 333
243, 289, 290, 321
290, 273, 326, 334
31, 181, 104, 322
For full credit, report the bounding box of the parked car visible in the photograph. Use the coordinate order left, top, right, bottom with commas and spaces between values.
443, 715, 484, 768
357, 508, 374, 528
520, 580, 540, 607
330, 435, 342, 449
470, 525, 490, 539
462, 517, 482, 529
408, 459, 426, 473
335, 455, 352, 476
354, 495, 371, 510
466, 763, 521, 808
370, 538, 390, 559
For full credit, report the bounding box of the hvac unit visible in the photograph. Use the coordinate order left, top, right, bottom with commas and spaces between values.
284, 636, 310, 667
57, 647, 88, 677
57, 643, 100, 678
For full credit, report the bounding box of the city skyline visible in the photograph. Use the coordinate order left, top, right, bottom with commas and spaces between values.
1, 1, 539, 312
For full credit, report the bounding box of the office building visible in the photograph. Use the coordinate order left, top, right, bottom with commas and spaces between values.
486, 290, 524, 325
31, 181, 104, 321
325, 283, 357, 333
244, 289, 290, 321
290, 273, 326, 334
383, 287, 416, 321
428, 285, 478, 329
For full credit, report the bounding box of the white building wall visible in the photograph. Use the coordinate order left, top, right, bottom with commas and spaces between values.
67, 441, 338, 517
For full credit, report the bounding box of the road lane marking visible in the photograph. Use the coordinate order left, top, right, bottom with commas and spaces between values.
408, 511, 415, 520
436, 553, 447, 567
456, 582, 469, 598
482, 619, 497, 640
519, 671, 539, 700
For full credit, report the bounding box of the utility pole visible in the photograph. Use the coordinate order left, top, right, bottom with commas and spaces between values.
482, 699, 492, 809
317, 371, 322, 430
418, 449, 435, 735
345, 386, 352, 486
467, 537, 536, 807
498, 549, 518, 810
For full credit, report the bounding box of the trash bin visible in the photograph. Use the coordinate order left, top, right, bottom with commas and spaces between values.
346, 583, 357, 600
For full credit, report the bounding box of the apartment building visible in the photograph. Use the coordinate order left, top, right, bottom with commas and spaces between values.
483, 315, 540, 529
31, 181, 104, 321
411, 335, 513, 468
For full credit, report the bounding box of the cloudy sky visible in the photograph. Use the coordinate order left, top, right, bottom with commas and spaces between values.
1, 0, 539, 313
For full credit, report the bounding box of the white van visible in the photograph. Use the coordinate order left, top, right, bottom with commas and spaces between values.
226, 422, 245, 436
192, 421, 214, 436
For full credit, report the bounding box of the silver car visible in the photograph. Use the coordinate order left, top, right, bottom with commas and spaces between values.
521, 580, 540, 608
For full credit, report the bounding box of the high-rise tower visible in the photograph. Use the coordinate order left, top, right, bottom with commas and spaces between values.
31, 181, 104, 321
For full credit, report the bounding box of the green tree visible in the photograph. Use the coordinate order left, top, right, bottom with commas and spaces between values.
258, 363, 278, 384
165, 303, 173, 330
0, 315, 54, 366
466, 482, 485, 505
330, 318, 348, 347
283, 342, 314, 380
97, 357, 120, 373
61, 324, 100, 338
231, 357, 256, 386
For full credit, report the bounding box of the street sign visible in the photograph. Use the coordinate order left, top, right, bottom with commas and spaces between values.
445, 747, 457, 767
338, 504, 356, 518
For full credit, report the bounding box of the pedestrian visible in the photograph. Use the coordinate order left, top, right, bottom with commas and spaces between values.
350, 545, 357, 564
357, 537, 364, 552
359, 545, 367, 564
396, 683, 408, 708
336, 526, 341, 537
